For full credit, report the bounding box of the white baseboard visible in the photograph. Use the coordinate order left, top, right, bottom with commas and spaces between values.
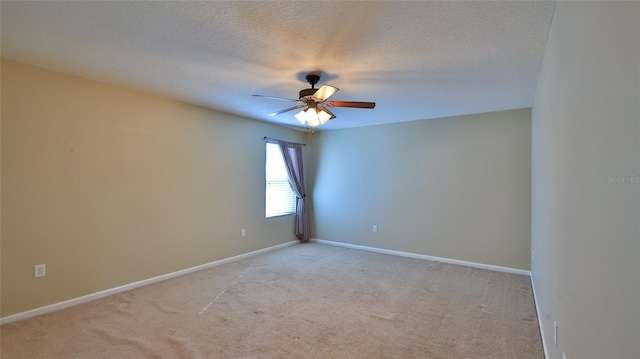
310, 238, 531, 276
0, 240, 299, 326
530, 275, 549, 359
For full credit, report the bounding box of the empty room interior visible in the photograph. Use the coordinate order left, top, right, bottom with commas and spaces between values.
1, 1, 638, 359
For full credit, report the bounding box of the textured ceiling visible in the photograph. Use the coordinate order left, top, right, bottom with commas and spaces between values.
1, 1, 555, 130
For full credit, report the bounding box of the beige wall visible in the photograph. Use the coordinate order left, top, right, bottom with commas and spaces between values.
1, 59, 535, 319
0, 60, 307, 317
531, 2, 640, 358
308, 109, 532, 270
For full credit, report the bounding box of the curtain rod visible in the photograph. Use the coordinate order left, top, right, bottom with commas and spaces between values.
263, 137, 306, 146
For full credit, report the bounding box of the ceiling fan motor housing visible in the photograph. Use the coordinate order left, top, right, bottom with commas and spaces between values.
299, 88, 317, 99
299, 73, 321, 99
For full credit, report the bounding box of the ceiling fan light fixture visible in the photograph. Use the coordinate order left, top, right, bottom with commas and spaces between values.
305, 108, 321, 127
294, 107, 331, 127
294, 110, 307, 124
317, 109, 332, 125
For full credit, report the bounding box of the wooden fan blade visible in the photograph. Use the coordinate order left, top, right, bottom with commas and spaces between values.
253, 94, 301, 102
325, 101, 376, 109
311, 85, 339, 102
268, 104, 306, 116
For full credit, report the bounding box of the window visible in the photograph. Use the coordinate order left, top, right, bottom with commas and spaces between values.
265, 142, 296, 218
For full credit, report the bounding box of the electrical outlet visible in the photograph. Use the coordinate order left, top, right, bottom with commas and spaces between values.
241, 228, 246, 237
34, 264, 46, 278
372, 225, 378, 233
554, 321, 558, 347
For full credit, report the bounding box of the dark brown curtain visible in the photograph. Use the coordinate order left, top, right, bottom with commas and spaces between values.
277, 140, 309, 242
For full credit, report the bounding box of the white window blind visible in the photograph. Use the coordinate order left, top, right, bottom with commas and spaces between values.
265, 142, 296, 218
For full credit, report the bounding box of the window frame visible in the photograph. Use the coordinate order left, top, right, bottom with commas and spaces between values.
265, 141, 296, 218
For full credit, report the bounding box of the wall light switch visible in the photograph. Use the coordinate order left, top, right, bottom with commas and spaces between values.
241, 229, 246, 237
372, 225, 378, 233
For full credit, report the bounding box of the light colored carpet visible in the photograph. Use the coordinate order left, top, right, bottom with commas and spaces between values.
1, 243, 543, 358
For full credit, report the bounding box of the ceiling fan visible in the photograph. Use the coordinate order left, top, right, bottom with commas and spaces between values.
253, 72, 375, 127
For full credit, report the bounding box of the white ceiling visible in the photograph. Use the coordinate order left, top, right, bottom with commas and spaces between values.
1, 1, 555, 131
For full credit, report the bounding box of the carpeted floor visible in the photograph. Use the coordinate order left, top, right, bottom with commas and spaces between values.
1, 243, 543, 358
